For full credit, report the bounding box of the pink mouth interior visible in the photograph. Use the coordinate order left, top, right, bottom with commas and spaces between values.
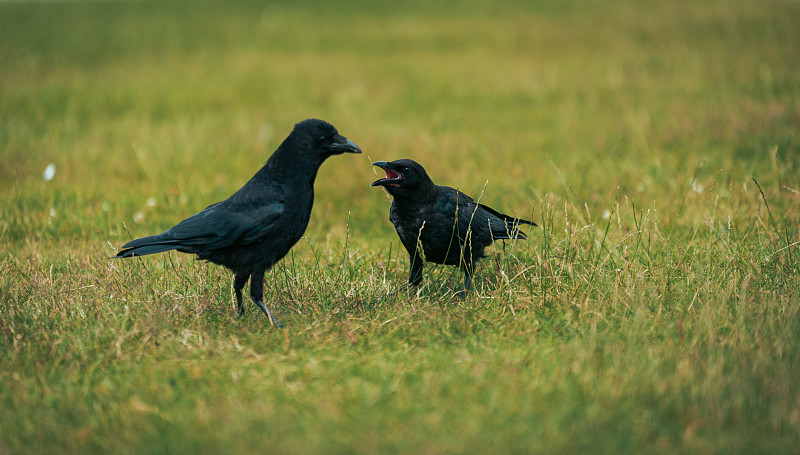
385, 169, 401, 180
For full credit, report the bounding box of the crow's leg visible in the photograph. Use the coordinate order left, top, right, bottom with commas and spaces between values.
233, 272, 249, 316
408, 253, 424, 287
380, 254, 424, 302
249, 269, 283, 328
457, 264, 474, 300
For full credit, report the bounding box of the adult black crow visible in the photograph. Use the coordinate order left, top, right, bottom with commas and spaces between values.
116, 119, 361, 327
371, 159, 535, 295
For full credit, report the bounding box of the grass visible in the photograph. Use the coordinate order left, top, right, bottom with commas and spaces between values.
2, 0, 799, 453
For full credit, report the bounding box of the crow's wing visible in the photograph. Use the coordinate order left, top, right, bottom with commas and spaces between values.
435, 186, 534, 245
467, 204, 523, 241
448, 190, 497, 243
117, 201, 285, 257
166, 200, 286, 249
450, 190, 533, 242
475, 203, 535, 239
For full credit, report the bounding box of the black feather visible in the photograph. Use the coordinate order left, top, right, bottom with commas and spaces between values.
115, 119, 361, 326
371, 158, 536, 294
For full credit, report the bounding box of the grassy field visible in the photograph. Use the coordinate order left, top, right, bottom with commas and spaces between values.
2, 0, 799, 453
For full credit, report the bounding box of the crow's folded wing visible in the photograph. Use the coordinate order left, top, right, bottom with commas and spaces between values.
116, 201, 286, 257
165, 201, 286, 249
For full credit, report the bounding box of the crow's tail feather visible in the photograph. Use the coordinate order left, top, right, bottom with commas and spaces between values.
114, 235, 182, 258
505, 217, 536, 240
478, 203, 537, 228
477, 203, 537, 240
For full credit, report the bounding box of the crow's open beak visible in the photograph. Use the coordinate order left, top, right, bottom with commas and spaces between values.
371, 161, 402, 187
329, 135, 362, 154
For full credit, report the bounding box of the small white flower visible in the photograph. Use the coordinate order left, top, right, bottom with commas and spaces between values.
49, 208, 56, 217
43, 163, 56, 181
146, 197, 157, 207
134, 211, 144, 223
691, 182, 704, 194
602, 209, 611, 219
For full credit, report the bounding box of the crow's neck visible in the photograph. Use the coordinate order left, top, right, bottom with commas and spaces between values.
390, 182, 438, 208
257, 143, 323, 186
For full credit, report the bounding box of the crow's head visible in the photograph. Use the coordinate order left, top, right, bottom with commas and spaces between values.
371, 159, 434, 197
293, 119, 362, 159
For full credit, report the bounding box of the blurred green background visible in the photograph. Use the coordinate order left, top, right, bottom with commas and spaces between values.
3, 0, 796, 253
2, 0, 799, 453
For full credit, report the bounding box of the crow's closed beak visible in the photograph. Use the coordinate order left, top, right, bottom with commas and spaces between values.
329, 135, 362, 154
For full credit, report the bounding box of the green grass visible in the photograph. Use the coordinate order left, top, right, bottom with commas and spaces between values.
2, 0, 799, 453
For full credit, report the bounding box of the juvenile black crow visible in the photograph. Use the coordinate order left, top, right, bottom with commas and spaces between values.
371, 159, 535, 295
116, 119, 361, 327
